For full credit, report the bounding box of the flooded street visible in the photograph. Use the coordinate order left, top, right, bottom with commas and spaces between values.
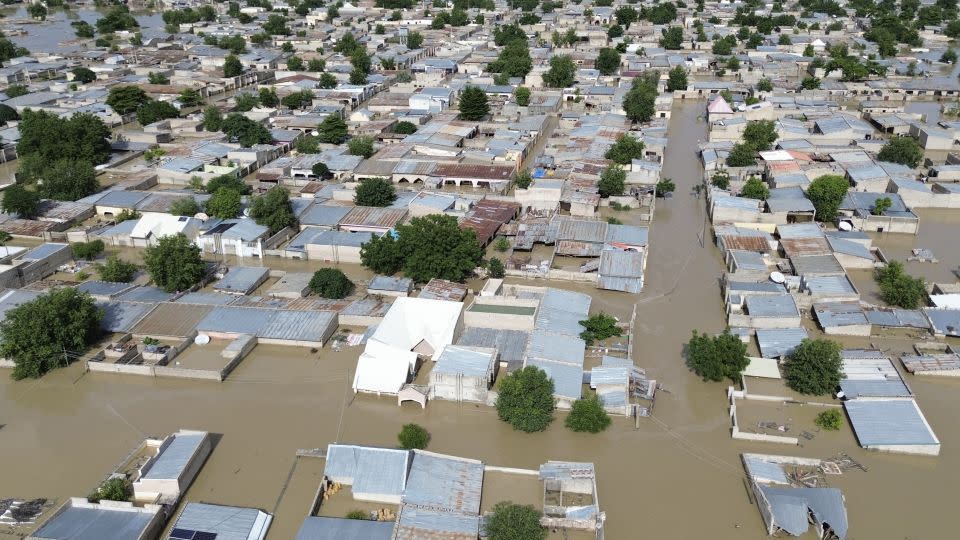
1, 101, 959, 539
0, 7, 164, 54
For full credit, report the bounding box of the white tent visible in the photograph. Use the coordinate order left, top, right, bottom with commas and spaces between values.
352, 297, 464, 395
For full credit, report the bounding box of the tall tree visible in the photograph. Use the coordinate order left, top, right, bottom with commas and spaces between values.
458, 86, 489, 121
143, 233, 206, 292
666, 65, 688, 91
495, 366, 555, 432
806, 174, 849, 222
595, 47, 621, 76
248, 186, 297, 234
685, 329, 748, 383
354, 177, 397, 207
783, 339, 842, 395
317, 114, 348, 144
543, 55, 576, 88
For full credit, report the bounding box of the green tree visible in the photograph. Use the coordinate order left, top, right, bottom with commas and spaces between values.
178, 88, 204, 108
607, 24, 623, 39
312, 162, 331, 179
96, 256, 138, 283
756, 78, 773, 92
659, 26, 683, 49
202, 105, 223, 131
488, 39, 533, 78
148, 71, 169, 84
205, 188, 242, 219
0, 288, 102, 380
264, 14, 290, 35
354, 177, 396, 207
800, 76, 821, 90
361, 215, 482, 282
514, 86, 531, 106
1, 184, 40, 218
248, 186, 297, 234
783, 338, 842, 395
605, 134, 645, 165
726, 143, 756, 167
88, 477, 130, 503
307, 58, 325, 72
543, 55, 576, 88
806, 174, 849, 222
711, 170, 730, 189
287, 55, 304, 71
258, 88, 279, 107
666, 65, 688, 91
205, 174, 250, 195
494, 237, 510, 252
598, 166, 626, 197
359, 233, 404, 275
656, 177, 676, 197
407, 31, 424, 49
513, 169, 532, 189
458, 86, 489, 121
144, 233, 206, 293
137, 99, 179, 126
685, 329, 748, 383
815, 409, 843, 431
397, 423, 430, 449
488, 257, 505, 278
0, 104, 17, 125
495, 366, 555, 432
319, 72, 338, 89
71, 67, 96, 84
595, 48, 621, 76
96, 5, 139, 33
221, 114, 272, 147
223, 54, 244, 77
71, 240, 105, 261
875, 261, 927, 309
169, 197, 201, 216
394, 121, 418, 134
106, 85, 150, 115
348, 136, 375, 158
623, 72, 659, 123
281, 89, 314, 110
565, 394, 611, 433
579, 313, 622, 344
740, 176, 769, 200
37, 159, 98, 201
872, 196, 892, 215
483, 502, 546, 540
743, 120, 778, 151
877, 136, 923, 168
73, 21, 95, 39
235, 93, 259, 112
308, 268, 355, 298
317, 114, 348, 144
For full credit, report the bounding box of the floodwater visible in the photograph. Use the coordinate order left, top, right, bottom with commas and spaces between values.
0, 7, 164, 54
1, 101, 960, 539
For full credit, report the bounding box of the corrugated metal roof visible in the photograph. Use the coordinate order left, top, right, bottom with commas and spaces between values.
98, 301, 154, 333
527, 331, 585, 367
300, 205, 351, 227
394, 507, 478, 540
131, 303, 213, 338
143, 432, 206, 480
20, 242, 69, 261
791, 254, 845, 276
864, 307, 929, 329
605, 224, 648, 246
197, 307, 273, 335
369, 275, 413, 293
745, 295, 798, 318
777, 223, 825, 239
755, 328, 808, 359
826, 236, 874, 260
214, 266, 270, 294
76, 281, 136, 299
324, 444, 410, 497
433, 346, 494, 378
743, 456, 789, 485
845, 399, 939, 447
760, 486, 848, 540
172, 503, 270, 540
525, 358, 583, 400
403, 451, 483, 514
295, 517, 393, 540
814, 302, 869, 328
456, 328, 528, 365
258, 310, 337, 342
341, 206, 407, 229
32, 504, 157, 540
556, 218, 607, 243
923, 308, 960, 336
116, 286, 175, 303
804, 275, 858, 296
176, 291, 241, 306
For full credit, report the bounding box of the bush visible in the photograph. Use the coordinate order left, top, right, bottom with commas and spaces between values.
397, 423, 430, 449
598, 166, 626, 197
347, 136, 375, 158
394, 120, 418, 134
487, 257, 505, 278
495, 366, 555, 432
308, 268, 354, 299
345, 510, 369, 520
205, 187, 242, 219
565, 394, 611, 433
711, 171, 730, 189
513, 170, 532, 189
248, 186, 297, 235
96, 256, 138, 283
877, 136, 923, 168
685, 329, 748, 383
740, 176, 769, 200
484, 502, 546, 540
89, 477, 130, 503
656, 178, 675, 197
354, 177, 397, 207
515, 86, 531, 106
806, 174, 849, 222
875, 261, 927, 309
72, 239, 105, 261
579, 313, 622, 344
604, 134, 645, 165
783, 338, 842, 395
144, 233, 206, 293
0, 288, 102, 380
815, 409, 843, 431
169, 197, 201, 216
494, 237, 510, 252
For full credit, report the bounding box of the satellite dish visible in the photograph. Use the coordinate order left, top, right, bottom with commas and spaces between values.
194, 334, 210, 345
311, 130, 319, 136
838, 221, 853, 231
770, 271, 786, 284
194, 212, 209, 220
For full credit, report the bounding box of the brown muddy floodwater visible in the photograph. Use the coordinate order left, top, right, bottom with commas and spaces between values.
2, 102, 959, 540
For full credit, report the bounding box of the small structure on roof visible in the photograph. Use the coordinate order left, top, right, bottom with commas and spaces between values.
429, 345, 497, 403
131, 429, 212, 505
213, 266, 270, 295
418, 278, 468, 302
367, 275, 414, 297
539, 461, 605, 533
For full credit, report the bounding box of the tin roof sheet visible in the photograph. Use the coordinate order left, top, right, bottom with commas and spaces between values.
143, 432, 206, 480
844, 399, 939, 447
324, 444, 410, 497
171, 503, 270, 540
295, 517, 393, 540
745, 295, 798, 318
32, 505, 157, 540
403, 451, 483, 514
394, 508, 478, 540
214, 266, 270, 294
755, 328, 809, 359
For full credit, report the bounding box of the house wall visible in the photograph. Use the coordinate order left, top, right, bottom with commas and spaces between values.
430, 373, 489, 403
305, 244, 363, 263
853, 215, 919, 234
